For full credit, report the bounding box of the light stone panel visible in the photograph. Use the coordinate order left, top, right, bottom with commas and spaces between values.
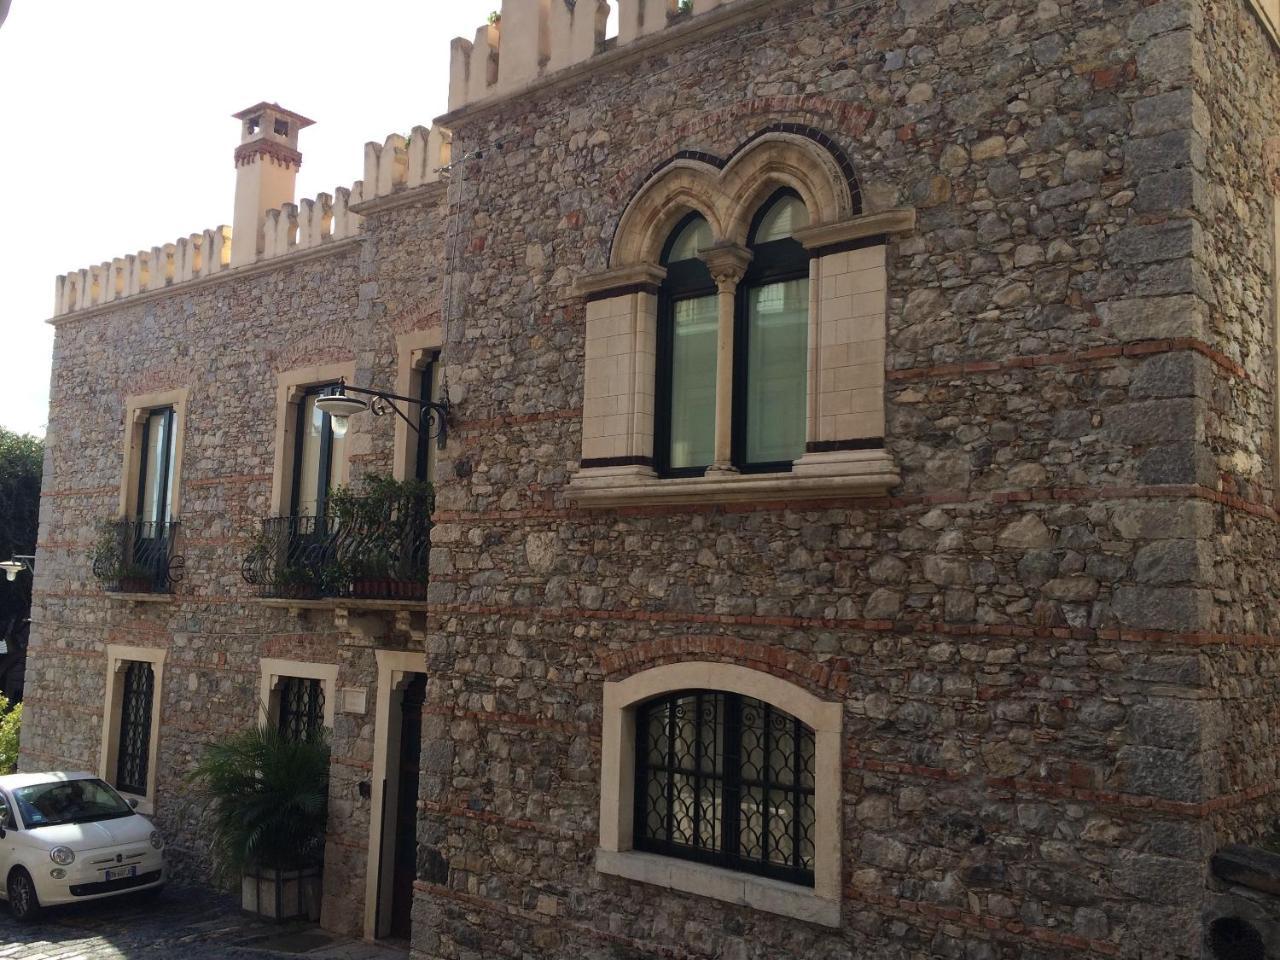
808, 243, 887, 444
582, 289, 657, 464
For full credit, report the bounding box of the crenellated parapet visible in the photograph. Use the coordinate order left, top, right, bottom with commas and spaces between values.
448, 0, 738, 111
52, 118, 451, 319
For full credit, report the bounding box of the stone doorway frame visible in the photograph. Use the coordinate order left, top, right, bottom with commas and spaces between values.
363, 648, 428, 940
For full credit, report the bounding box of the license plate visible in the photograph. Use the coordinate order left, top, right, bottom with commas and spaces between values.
103, 865, 138, 881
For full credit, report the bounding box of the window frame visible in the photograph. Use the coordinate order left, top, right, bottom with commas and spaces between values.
290, 383, 342, 518
258, 658, 338, 734
633, 689, 817, 887
655, 212, 719, 479
99, 644, 166, 814
731, 189, 812, 474
115, 660, 155, 795
415, 352, 441, 482
598, 661, 842, 926
135, 406, 177, 525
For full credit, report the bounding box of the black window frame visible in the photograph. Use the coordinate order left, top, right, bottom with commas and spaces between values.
731, 188, 812, 475
135, 406, 176, 525
290, 383, 342, 518
633, 688, 817, 887
277, 676, 326, 744
415, 353, 440, 482
115, 660, 155, 797
655, 212, 719, 479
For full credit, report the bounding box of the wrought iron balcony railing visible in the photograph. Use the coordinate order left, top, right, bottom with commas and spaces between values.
241, 490, 431, 601
91, 519, 183, 594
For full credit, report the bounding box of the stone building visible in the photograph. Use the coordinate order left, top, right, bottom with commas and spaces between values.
21, 0, 1280, 957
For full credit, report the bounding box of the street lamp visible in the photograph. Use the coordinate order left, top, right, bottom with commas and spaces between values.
315, 379, 450, 448
0, 556, 34, 582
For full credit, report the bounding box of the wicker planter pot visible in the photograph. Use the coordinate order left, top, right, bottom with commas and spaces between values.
241, 865, 322, 921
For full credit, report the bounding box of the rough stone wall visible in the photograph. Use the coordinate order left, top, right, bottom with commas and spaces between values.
1194, 0, 1280, 873
407, 0, 1272, 958
23, 187, 449, 937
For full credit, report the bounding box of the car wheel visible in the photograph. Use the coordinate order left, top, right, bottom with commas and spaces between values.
7, 868, 41, 922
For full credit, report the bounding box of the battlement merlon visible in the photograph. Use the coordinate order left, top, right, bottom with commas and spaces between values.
447, 0, 741, 112
51, 113, 451, 321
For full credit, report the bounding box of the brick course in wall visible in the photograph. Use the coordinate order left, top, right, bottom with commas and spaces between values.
20, 0, 1280, 957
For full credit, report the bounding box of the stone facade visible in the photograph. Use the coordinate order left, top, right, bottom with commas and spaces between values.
21, 0, 1280, 959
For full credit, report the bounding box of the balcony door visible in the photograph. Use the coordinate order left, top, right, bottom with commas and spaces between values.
292, 385, 346, 518
134, 407, 177, 588
137, 407, 176, 527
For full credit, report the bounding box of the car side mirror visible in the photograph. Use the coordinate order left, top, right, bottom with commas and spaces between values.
128, 798, 139, 810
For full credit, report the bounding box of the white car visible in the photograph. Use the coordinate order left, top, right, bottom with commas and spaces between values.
0, 771, 165, 920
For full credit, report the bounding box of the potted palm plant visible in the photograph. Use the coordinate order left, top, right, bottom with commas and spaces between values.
189, 725, 329, 921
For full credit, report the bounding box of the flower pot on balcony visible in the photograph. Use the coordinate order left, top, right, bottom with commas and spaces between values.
351, 577, 392, 599
241, 865, 322, 921
119, 576, 153, 594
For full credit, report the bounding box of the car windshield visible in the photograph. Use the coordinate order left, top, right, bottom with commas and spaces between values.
13, 778, 134, 828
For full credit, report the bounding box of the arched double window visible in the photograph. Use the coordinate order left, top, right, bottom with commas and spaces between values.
654, 190, 811, 477
634, 688, 817, 885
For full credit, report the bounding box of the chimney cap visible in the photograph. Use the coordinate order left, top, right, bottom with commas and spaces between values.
232, 102, 316, 128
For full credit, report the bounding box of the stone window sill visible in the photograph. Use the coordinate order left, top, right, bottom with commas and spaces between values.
596, 849, 839, 927
567, 449, 899, 508
104, 592, 174, 606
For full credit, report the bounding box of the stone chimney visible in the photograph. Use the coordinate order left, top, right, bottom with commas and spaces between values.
230, 102, 314, 267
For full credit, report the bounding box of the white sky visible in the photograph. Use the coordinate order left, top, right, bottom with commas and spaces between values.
0, 0, 619, 438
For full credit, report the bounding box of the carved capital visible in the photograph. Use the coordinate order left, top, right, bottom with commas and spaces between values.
700, 243, 752, 289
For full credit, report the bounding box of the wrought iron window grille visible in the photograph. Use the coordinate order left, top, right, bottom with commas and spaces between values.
116, 661, 154, 796
634, 690, 817, 887
277, 677, 326, 743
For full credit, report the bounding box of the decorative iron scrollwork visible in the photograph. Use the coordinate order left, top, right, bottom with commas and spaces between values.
90, 520, 182, 594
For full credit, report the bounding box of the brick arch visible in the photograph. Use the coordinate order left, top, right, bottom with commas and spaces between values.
605, 95, 876, 209
608, 124, 862, 268
597, 635, 850, 698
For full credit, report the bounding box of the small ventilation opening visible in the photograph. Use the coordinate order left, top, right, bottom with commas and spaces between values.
1209, 917, 1265, 960
274, 118, 290, 137
246, 115, 261, 136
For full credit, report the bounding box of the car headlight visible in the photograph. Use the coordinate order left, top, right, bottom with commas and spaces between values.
49, 846, 75, 865
150, 830, 164, 850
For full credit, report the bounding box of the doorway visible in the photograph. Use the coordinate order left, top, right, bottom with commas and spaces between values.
388, 672, 425, 939
372, 669, 426, 940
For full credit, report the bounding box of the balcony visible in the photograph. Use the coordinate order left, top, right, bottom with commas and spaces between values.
241, 485, 432, 604
91, 520, 183, 595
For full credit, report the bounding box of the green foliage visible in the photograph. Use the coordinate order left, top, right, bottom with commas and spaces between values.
0, 695, 20, 774
487, 9, 500, 24
678, 0, 693, 12
0, 428, 41, 651
189, 725, 330, 882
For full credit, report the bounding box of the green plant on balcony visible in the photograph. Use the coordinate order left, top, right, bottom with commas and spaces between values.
328, 474, 433, 600
89, 520, 154, 592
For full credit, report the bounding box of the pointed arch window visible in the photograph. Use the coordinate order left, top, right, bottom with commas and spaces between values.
655, 214, 718, 476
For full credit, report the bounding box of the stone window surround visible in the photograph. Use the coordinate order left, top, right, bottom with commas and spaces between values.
119, 388, 189, 521
362, 648, 427, 939
598, 661, 842, 927
391, 328, 444, 483
269, 362, 356, 517
567, 132, 912, 507
1247, 0, 1279, 47
98, 644, 166, 815
257, 658, 339, 732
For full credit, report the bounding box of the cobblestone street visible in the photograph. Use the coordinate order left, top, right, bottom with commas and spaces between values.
0, 884, 406, 959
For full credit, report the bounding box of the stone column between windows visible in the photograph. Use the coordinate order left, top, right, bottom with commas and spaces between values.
701, 243, 752, 476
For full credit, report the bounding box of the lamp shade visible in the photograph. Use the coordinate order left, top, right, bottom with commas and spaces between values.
0, 560, 25, 582
315, 393, 369, 421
